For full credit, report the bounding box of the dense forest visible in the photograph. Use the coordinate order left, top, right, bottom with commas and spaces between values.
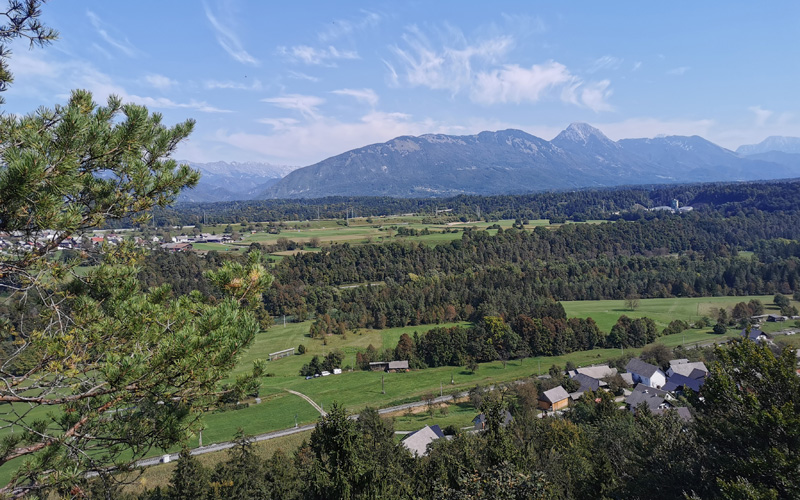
131, 179, 800, 227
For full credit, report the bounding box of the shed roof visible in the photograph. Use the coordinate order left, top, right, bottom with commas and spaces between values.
541, 386, 570, 403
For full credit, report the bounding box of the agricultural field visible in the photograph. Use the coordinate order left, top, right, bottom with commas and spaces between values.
561, 295, 789, 332
155, 217, 607, 256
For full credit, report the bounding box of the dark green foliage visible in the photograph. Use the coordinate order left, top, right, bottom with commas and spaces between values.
713, 323, 728, 335
209, 431, 268, 500
168, 447, 208, 500
693, 340, 800, 499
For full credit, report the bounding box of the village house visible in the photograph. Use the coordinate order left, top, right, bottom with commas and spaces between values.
401, 425, 445, 457
625, 358, 666, 389
538, 386, 570, 411
472, 410, 513, 431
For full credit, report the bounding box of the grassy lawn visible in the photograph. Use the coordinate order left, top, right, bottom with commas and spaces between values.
390, 401, 479, 432
562, 295, 782, 331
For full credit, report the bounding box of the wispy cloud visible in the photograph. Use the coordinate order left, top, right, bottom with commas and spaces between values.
8, 52, 229, 113
204, 3, 259, 66
318, 11, 381, 42
129, 95, 231, 113
667, 66, 690, 76
262, 94, 326, 119
204, 79, 263, 91
278, 45, 359, 66
588, 55, 622, 73
472, 62, 573, 104
86, 11, 140, 58
391, 25, 513, 94
749, 105, 773, 127
632, 61, 642, 71
390, 25, 613, 112
257, 117, 300, 130
143, 74, 177, 90
288, 70, 319, 82
331, 88, 379, 107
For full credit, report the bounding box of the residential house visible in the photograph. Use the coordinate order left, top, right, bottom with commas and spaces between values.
568, 372, 605, 400
625, 358, 666, 389
741, 328, 769, 343
538, 386, 570, 411
667, 360, 708, 379
662, 373, 704, 394
573, 364, 617, 379
652, 406, 693, 422
401, 425, 445, 456
472, 410, 513, 431
625, 384, 674, 414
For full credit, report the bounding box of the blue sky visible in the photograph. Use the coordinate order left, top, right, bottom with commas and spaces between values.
3, 1, 799, 166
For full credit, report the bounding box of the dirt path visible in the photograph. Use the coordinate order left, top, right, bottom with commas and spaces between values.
285, 389, 327, 416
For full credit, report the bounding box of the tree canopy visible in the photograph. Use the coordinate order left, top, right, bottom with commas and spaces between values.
0, 3, 272, 496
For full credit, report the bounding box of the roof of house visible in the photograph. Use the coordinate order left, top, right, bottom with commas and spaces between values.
401, 426, 442, 456
625, 384, 673, 411
626, 358, 662, 378
741, 328, 766, 342
388, 360, 409, 370
472, 410, 513, 426
668, 361, 708, 378
620, 373, 634, 385
575, 365, 617, 379
662, 373, 704, 393
572, 373, 601, 392
652, 406, 693, 422
540, 386, 570, 403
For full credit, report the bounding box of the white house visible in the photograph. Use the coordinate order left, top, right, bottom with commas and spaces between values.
625, 358, 667, 389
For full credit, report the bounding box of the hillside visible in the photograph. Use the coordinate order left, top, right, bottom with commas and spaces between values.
263, 124, 797, 199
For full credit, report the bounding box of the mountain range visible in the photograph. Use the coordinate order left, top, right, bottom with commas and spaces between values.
176, 161, 297, 202
260, 124, 800, 199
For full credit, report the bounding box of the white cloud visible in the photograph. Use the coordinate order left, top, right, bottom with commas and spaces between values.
390, 25, 612, 112
471, 62, 613, 111
287, 71, 319, 82
318, 11, 382, 42
213, 111, 434, 165
667, 66, 690, 76
6, 52, 229, 113
632, 61, 642, 71
278, 45, 359, 66
87, 11, 140, 58
588, 55, 622, 73
391, 26, 513, 94
204, 79, 263, 91
204, 3, 259, 66
748, 105, 773, 127
331, 88, 379, 107
579, 80, 614, 112
471, 62, 573, 104
128, 95, 231, 113
262, 94, 326, 120
257, 117, 300, 130
143, 74, 177, 90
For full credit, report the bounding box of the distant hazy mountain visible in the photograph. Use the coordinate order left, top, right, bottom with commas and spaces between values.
261, 123, 798, 199
177, 161, 297, 202
737, 136, 800, 156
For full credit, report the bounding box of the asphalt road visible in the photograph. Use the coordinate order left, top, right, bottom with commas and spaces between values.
134, 391, 467, 468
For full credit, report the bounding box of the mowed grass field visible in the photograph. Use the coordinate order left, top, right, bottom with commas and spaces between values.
561, 295, 788, 332
183, 217, 607, 254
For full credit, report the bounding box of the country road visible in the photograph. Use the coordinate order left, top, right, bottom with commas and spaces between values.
134, 391, 467, 469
